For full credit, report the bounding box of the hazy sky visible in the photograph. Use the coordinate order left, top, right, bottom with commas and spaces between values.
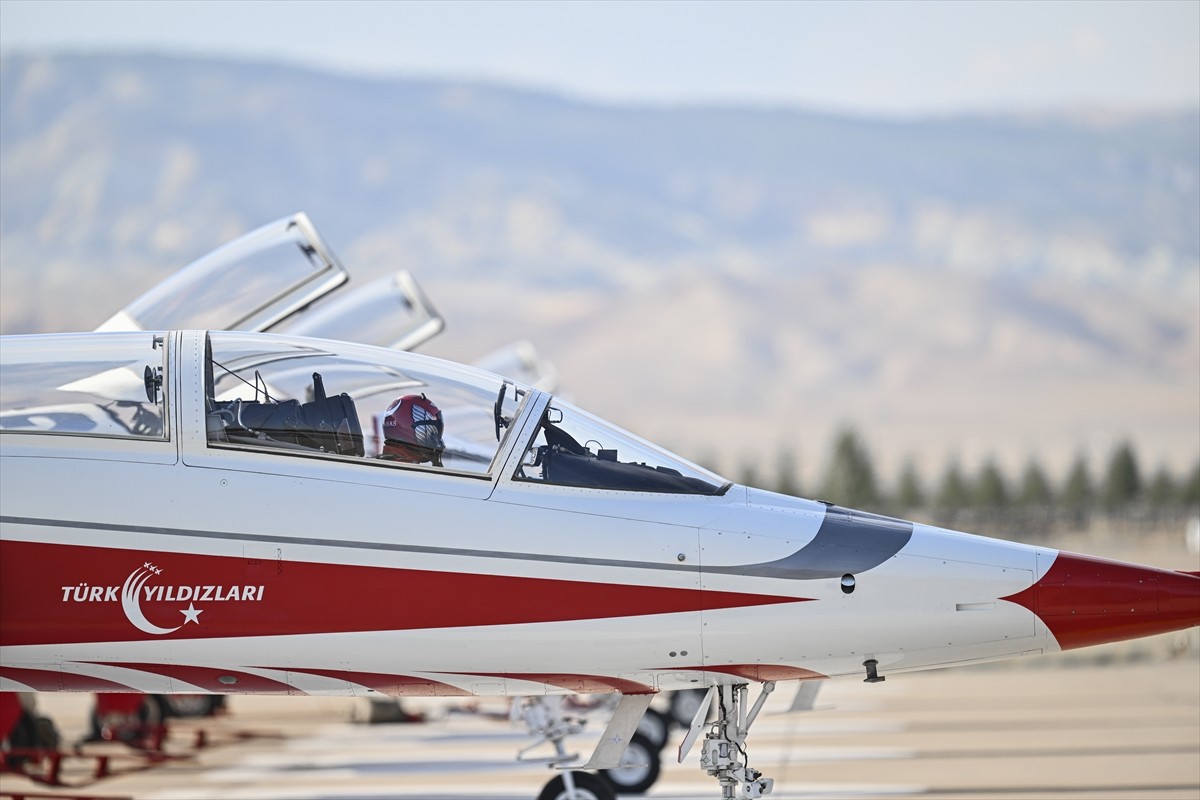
1, 0, 1197, 115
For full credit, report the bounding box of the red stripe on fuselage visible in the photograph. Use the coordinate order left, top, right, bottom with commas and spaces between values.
697, 664, 827, 682
0, 665, 134, 692
0, 539, 808, 646
283, 667, 473, 697
458, 672, 655, 694
90, 662, 300, 694
659, 664, 827, 681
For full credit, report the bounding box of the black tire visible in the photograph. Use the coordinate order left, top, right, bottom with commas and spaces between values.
636, 707, 670, 751
668, 688, 708, 728
32, 715, 60, 750
5, 711, 38, 767
599, 732, 661, 795
537, 770, 616, 800
89, 695, 163, 744
159, 694, 221, 718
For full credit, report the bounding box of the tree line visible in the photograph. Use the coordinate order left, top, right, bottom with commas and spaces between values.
723, 427, 1200, 538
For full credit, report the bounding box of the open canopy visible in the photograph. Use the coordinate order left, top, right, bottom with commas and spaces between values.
97, 213, 349, 334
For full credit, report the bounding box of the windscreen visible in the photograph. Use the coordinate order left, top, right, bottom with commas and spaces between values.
516, 399, 728, 495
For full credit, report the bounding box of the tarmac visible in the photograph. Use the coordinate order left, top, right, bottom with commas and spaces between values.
2, 651, 1197, 800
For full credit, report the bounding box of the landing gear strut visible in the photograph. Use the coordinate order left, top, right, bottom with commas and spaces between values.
680, 681, 776, 799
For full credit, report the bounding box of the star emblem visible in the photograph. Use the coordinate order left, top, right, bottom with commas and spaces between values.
180, 603, 203, 625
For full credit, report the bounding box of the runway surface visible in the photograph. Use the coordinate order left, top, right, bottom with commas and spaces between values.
3, 654, 1197, 800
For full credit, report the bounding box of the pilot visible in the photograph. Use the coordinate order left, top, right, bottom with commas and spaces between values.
379, 393, 445, 467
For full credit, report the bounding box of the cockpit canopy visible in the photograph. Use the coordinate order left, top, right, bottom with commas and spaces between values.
93, 213, 445, 354
97, 214, 349, 334
205, 331, 521, 474
1, 331, 728, 495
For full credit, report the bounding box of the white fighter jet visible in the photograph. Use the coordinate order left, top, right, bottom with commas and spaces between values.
1, 323, 1196, 799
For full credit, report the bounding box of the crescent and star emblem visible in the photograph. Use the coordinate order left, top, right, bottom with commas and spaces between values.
120, 563, 202, 635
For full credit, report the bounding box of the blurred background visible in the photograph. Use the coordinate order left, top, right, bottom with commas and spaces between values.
1, 0, 1197, 541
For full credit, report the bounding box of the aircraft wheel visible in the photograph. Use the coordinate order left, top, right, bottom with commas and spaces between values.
636, 707, 670, 751
89, 694, 163, 744
668, 688, 708, 728
599, 732, 661, 795
537, 771, 615, 800
155, 694, 222, 718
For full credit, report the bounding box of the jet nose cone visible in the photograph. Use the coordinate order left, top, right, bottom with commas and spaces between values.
1003, 552, 1200, 651
1160, 568, 1200, 618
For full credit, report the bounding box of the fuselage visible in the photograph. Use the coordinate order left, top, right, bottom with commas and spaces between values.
1, 331, 1197, 699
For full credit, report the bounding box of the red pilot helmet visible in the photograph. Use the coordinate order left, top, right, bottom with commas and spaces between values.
381, 393, 445, 466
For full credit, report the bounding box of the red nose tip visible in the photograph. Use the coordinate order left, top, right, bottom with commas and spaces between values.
1003, 552, 1200, 651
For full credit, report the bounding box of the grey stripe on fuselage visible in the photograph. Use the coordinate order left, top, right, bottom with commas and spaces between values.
705, 507, 913, 580
2, 505, 910, 580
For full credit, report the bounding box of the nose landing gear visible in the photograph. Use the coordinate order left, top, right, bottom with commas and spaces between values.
680, 681, 776, 799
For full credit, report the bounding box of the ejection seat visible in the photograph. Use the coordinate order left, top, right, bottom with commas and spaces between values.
208, 373, 364, 457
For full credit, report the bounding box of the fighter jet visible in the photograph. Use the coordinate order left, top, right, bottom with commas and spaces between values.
1, 324, 1196, 800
